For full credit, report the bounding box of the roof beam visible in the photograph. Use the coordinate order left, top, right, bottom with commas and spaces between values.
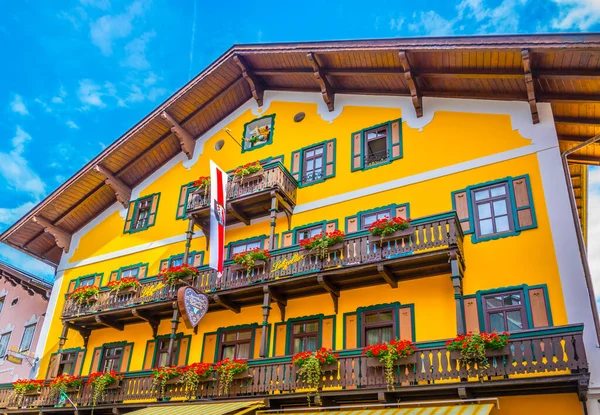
567, 155, 600, 165
160, 111, 196, 160
555, 117, 600, 126
399, 51, 423, 118
558, 135, 595, 142
93, 165, 131, 208
535, 70, 600, 81
32, 216, 71, 253
306, 52, 335, 111
521, 49, 539, 124
537, 94, 600, 104
233, 55, 264, 107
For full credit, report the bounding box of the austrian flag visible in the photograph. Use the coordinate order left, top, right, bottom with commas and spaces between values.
209, 160, 228, 278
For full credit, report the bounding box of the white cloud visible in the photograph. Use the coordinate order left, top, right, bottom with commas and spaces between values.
589, 167, 600, 301
10, 94, 28, 115
80, 0, 111, 9
77, 79, 106, 108
0, 127, 46, 198
58, 7, 88, 29
51, 86, 67, 104
551, 0, 600, 30
389, 17, 405, 31
89, 0, 148, 55
66, 120, 79, 129
408, 10, 456, 35
55, 175, 66, 183
99, 142, 107, 150
0, 201, 36, 225
0, 245, 54, 280
122, 30, 155, 70
34, 98, 52, 113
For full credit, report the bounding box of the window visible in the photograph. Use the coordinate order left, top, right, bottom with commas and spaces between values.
361, 208, 392, 230
100, 346, 123, 372
0, 332, 11, 357
364, 126, 389, 166
19, 324, 36, 352
121, 267, 139, 279
219, 329, 252, 360
483, 291, 527, 333
79, 277, 95, 287
170, 255, 184, 268
362, 309, 395, 346
302, 145, 324, 184
290, 320, 319, 354
10, 298, 18, 307
155, 339, 179, 368
471, 183, 513, 238
133, 197, 152, 231
229, 239, 262, 258
296, 225, 323, 242
0, 297, 5, 314
58, 352, 77, 376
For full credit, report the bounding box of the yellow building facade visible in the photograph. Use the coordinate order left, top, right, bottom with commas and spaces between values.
1, 36, 599, 415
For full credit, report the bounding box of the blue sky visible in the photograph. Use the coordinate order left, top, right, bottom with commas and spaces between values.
0, 0, 599, 281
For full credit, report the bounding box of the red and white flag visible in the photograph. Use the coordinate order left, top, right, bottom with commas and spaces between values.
209, 160, 228, 278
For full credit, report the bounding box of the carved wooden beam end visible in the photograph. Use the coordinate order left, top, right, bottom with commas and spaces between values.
160, 111, 196, 160
521, 49, 540, 124
306, 52, 335, 112
94, 165, 131, 208
32, 216, 72, 253
233, 54, 265, 107
399, 51, 423, 118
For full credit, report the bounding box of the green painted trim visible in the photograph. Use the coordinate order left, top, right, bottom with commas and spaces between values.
292, 138, 337, 187
342, 312, 357, 350
214, 323, 260, 361
350, 118, 403, 172
345, 203, 410, 234
241, 114, 276, 153
124, 193, 161, 234
175, 182, 196, 221
226, 235, 269, 259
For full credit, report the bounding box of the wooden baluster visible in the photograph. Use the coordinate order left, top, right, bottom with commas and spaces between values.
564, 334, 578, 370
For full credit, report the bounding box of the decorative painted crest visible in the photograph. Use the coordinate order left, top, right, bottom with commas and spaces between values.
177, 286, 209, 329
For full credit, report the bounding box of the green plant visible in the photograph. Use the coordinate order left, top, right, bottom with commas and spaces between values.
87, 370, 123, 407
299, 230, 345, 260
214, 358, 248, 395
151, 366, 181, 397
158, 264, 200, 286
49, 374, 83, 398
68, 285, 100, 306
193, 176, 211, 196
363, 339, 417, 391
178, 362, 213, 398
292, 348, 339, 406
446, 331, 510, 379
12, 379, 44, 406
232, 248, 271, 270
233, 161, 262, 180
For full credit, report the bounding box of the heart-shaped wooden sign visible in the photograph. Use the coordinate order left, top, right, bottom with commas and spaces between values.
177, 286, 209, 329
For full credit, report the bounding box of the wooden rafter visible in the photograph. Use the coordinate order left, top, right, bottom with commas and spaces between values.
555, 117, 600, 126
32, 216, 71, 253
521, 49, 539, 124
160, 111, 196, 160
317, 275, 339, 314
233, 54, 264, 107
306, 52, 334, 111
94, 165, 131, 208
227, 203, 250, 226
567, 155, 600, 165
398, 51, 423, 118
266, 286, 287, 322
377, 264, 397, 288
94, 315, 124, 331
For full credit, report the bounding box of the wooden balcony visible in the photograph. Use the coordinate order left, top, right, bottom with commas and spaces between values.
0, 325, 588, 413
186, 161, 297, 228
61, 212, 463, 329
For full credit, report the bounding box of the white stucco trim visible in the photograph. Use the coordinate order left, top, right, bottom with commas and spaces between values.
537, 146, 600, 386
1, 324, 14, 335
33, 271, 63, 364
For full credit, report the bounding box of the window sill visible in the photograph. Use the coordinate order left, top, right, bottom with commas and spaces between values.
471, 230, 520, 244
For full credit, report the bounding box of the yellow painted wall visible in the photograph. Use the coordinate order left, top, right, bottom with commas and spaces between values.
40, 99, 569, 378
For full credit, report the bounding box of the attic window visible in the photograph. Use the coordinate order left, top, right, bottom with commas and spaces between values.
11, 298, 19, 307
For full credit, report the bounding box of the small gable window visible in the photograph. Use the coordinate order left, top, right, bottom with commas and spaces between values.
351, 119, 402, 172
290, 140, 336, 186
123, 194, 160, 234
364, 125, 389, 167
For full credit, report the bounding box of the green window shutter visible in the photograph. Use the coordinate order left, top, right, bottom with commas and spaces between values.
527, 286, 552, 328
290, 150, 301, 181
346, 215, 359, 233
191, 252, 204, 267
123, 200, 137, 233
452, 189, 473, 234
281, 230, 293, 248
388, 119, 403, 161
510, 175, 537, 231
159, 259, 169, 273
146, 193, 161, 228
90, 347, 103, 373
73, 350, 86, 376
351, 131, 364, 171
324, 139, 336, 179
46, 353, 59, 379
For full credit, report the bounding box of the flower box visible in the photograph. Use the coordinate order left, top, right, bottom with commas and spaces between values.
165, 375, 181, 385
230, 259, 266, 272
23, 389, 41, 397
366, 354, 417, 367
86, 295, 98, 304
234, 170, 263, 184
450, 345, 510, 361
116, 286, 137, 295
105, 380, 121, 390
303, 242, 344, 257
370, 227, 414, 244
321, 363, 338, 373
65, 386, 80, 394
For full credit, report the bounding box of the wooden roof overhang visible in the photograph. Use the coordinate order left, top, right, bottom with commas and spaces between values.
2, 33, 599, 267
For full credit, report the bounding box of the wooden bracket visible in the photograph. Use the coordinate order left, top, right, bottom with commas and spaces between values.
160, 111, 196, 160
212, 294, 241, 314
94, 315, 124, 331
132, 309, 160, 338
272, 192, 294, 217
521, 49, 540, 124
377, 263, 397, 288
32, 216, 72, 253
64, 322, 91, 348
94, 165, 131, 208
266, 286, 287, 322
317, 275, 339, 314
399, 51, 423, 118
306, 52, 334, 111
233, 54, 264, 107
228, 203, 251, 226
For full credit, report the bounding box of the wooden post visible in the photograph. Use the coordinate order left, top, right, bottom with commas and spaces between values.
183, 219, 195, 264
268, 193, 278, 250
58, 324, 69, 352
449, 252, 465, 335
166, 305, 180, 366
260, 286, 272, 358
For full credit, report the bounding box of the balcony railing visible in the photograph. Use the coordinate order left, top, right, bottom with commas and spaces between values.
62, 212, 463, 319
186, 161, 298, 212
0, 325, 587, 410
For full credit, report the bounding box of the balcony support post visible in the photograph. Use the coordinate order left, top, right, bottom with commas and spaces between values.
167, 303, 180, 366
260, 286, 272, 358
58, 324, 69, 352
269, 194, 278, 250
183, 219, 195, 264
450, 251, 465, 335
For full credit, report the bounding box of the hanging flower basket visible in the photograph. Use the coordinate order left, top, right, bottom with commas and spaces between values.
152, 366, 182, 397
233, 161, 263, 183
363, 339, 418, 391
214, 359, 249, 395
87, 371, 123, 406
69, 286, 100, 306
49, 374, 84, 398
193, 176, 211, 196
368, 217, 413, 244
292, 348, 340, 406
158, 264, 200, 286
366, 354, 417, 367
446, 332, 510, 379
299, 231, 346, 260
